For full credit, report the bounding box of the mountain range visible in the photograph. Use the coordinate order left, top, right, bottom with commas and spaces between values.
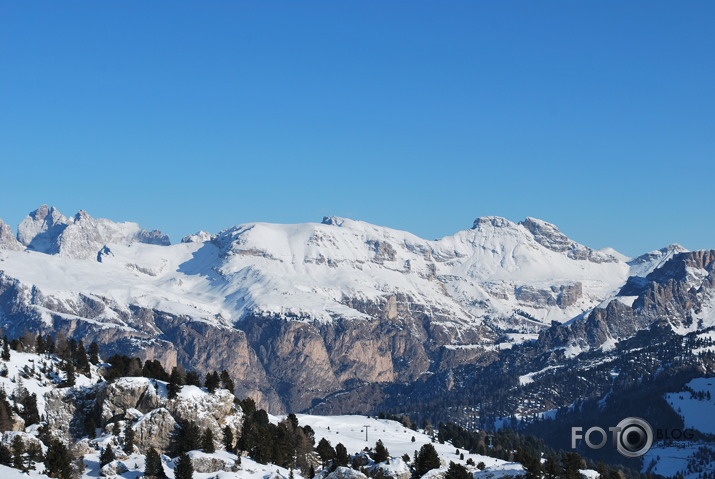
0, 205, 713, 422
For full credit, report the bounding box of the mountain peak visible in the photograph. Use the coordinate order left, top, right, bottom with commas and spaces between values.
471, 216, 514, 229
0, 218, 23, 251
322, 216, 347, 227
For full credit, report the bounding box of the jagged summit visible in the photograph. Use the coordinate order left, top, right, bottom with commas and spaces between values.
10, 205, 171, 259
321, 215, 346, 226
471, 216, 515, 229
0, 218, 23, 251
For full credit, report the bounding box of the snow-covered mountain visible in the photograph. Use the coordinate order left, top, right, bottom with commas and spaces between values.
0, 205, 708, 414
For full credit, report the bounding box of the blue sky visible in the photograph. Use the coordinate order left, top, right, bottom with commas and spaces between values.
1, 1, 713, 257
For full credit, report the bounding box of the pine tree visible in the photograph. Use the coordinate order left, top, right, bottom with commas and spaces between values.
124, 424, 135, 454
20, 393, 40, 426
145, 448, 166, 479
185, 371, 201, 386
44, 335, 55, 355
35, 335, 46, 354
374, 439, 389, 463
415, 443, 440, 477
175, 452, 194, 479
177, 421, 201, 454
562, 452, 583, 479
168, 367, 183, 400
445, 462, 471, 479
74, 340, 90, 374
63, 360, 75, 387
204, 371, 220, 393
316, 438, 336, 467
223, 426, 234, 452
515, 449, 541, 479
100, 444, 115, 467
335, 442, 349, 467
220, 370, 235, 394
45, 439, 72, 479
88, 341, 100, 364
1, 340, 10, 361
201, 428, 215, 453
11, 435, 25, 471
0, 443, 11, 465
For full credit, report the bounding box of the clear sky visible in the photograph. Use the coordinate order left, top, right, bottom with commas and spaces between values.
1, 1, 713, 257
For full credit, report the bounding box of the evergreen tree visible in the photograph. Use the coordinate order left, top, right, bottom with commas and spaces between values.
415, 443, 440, 477
562, 452, 584, 479
124, 424, 135, 454
63, 360, 76, 387
220, 370, 235, 394
35, 335, 46, 354
223, 426, 234, 452
20, 393, 40, 426
168, 367, 183, 400
335, 442, 349, 467
0, 443, 11, 465
45, 439, 72, 479
144, 448, 166, 479
44, 335, 55, 355
100, 444, 115, 467
316, 438, 336, 466
74, 340, 90, 374
11, 435, 25, 471
515, 449, 541, 479
142, 360, 169, 381
88, 341, 100, 364
1, 340, 10, 361
177, 421, 201, 454
204, 371, 220, 393
201, 428, 215, 453
26, 441, 43, 463
373, 439, 389, 463
445, 462, 471, 479
175, 452, 194, 479
185, 371, 201, 386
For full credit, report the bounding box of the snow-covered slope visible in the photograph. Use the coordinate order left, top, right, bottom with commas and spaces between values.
0, 207, 637, 330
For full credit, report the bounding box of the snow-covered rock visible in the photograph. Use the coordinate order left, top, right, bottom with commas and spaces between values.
0, 219, 23, 250
97, 377, 162, 423
187, 450, 236, 473
181, 230, 212, 243
325, 466, 369, 479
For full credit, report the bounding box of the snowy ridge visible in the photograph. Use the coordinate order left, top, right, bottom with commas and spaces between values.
0, 206, 650, 335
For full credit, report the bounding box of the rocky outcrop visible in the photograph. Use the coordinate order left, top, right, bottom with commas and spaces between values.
515, 283, 583, 308
133, 408, 179, 454
519, 217, 618, 263
135, 229, 171, 246
101, 460, 129, 476
187, 451, 236, 473
97, 378, 162, 423
181, 231, 212, 243
325, 466, 369, 479
0, 219, 23, 250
